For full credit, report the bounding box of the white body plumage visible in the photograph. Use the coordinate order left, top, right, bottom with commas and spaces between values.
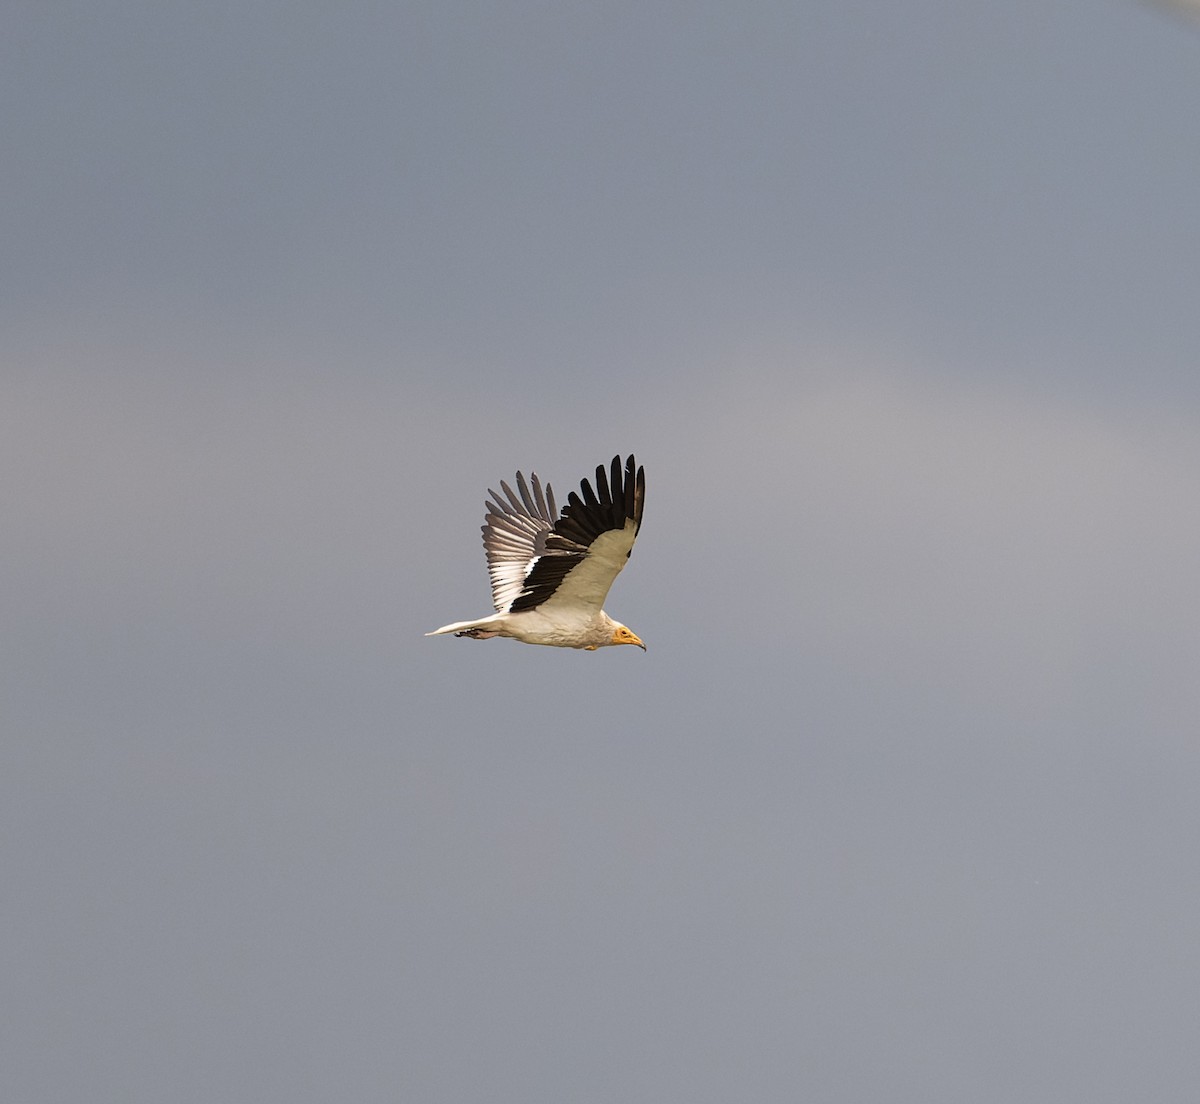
427, 608, 634, 650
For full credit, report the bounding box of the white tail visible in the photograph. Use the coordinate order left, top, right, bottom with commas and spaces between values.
426, 614, 504, 639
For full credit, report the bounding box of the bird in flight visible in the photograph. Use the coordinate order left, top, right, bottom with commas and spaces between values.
427, 454, 646, 651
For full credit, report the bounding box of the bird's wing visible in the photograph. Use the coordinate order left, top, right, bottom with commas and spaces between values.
485, 454, 644, 616
481, 469, 560, 613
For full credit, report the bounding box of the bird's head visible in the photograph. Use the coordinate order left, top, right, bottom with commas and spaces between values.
611, 624, 646, 651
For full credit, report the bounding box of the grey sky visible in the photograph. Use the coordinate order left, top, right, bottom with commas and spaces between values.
5, 2, 1200, 1102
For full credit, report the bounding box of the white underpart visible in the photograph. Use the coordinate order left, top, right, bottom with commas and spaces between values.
426, 609, 625, 649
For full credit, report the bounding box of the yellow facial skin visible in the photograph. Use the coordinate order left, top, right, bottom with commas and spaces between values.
611, 626, 646, 650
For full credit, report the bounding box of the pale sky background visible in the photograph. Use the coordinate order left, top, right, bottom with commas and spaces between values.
5, 2, 1200, 1102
